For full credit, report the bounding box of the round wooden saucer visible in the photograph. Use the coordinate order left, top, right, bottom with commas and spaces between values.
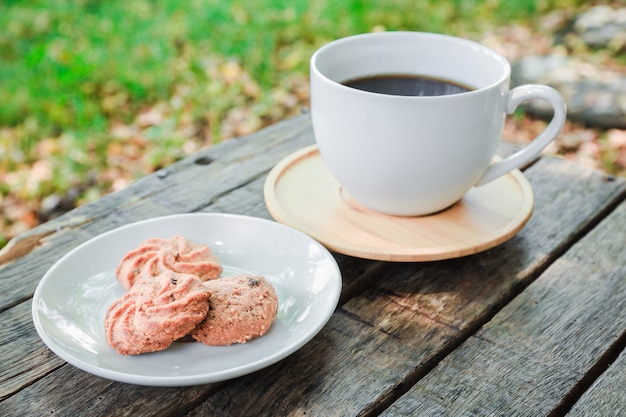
264, 145, 534, 262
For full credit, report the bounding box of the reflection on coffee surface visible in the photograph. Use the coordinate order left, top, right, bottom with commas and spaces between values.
342, 74, 472, 96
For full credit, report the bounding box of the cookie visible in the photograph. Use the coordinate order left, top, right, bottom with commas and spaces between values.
105, 271, 211, 355
116, 235, 222, 290
191, 274, 278, 346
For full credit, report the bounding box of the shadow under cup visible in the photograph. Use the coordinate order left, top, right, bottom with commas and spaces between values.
310, 32, 520, 216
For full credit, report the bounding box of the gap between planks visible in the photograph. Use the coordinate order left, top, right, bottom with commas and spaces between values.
354, 174, 626, 417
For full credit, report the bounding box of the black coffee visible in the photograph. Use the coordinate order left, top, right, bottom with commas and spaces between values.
342, 74, 472, 96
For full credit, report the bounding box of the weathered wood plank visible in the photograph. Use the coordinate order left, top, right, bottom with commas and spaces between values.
568, 345, 626, 416
181, 159, 626, 415
0, 114, 527, 313
380, 199, 626, 416
0, 363, 222, 417
0, 302, 65, 401
0, 254, 383, 413
0, 120, 387, 404
0, 269, 380, 413
0, 114, 315, 311
1, 113, 624, 416
6, 155, 624, 415
0, 156, 383, 408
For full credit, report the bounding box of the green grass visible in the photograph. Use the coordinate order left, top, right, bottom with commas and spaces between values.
0, 0, 582, 135
0, 0, 586, 246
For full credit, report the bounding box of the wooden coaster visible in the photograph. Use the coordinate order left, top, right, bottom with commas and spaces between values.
264, 145, 534, 262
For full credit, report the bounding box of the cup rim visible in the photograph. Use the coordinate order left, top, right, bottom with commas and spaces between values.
310, 31, 511, 99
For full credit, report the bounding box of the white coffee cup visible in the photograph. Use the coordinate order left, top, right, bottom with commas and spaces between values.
310, 32, 566, 216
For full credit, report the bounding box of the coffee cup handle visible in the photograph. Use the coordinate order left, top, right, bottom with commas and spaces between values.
476, 84, 567, 186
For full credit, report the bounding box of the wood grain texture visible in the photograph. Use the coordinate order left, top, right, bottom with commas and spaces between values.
0, 114, 374, 409
568, 346, 626, 416
1, 114, 625, 417
0, 302, 65, 401
0, 364, 222, 417
381, 199, 626, 416
181, 158, 626, 415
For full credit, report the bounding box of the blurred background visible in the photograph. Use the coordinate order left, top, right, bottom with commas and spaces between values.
0, 0, 624, 248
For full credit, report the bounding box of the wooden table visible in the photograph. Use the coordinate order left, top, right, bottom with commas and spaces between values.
1, 113, 625, 416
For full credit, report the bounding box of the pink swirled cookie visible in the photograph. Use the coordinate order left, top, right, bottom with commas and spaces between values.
116, 235, 222, 290
191, 274, 278, 346
105, 271, 211, 355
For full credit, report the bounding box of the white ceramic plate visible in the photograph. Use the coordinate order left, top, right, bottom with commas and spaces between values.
32, 213, 342, 386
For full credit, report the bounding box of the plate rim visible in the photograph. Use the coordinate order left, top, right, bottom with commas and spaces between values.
31, 212, 342, 386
